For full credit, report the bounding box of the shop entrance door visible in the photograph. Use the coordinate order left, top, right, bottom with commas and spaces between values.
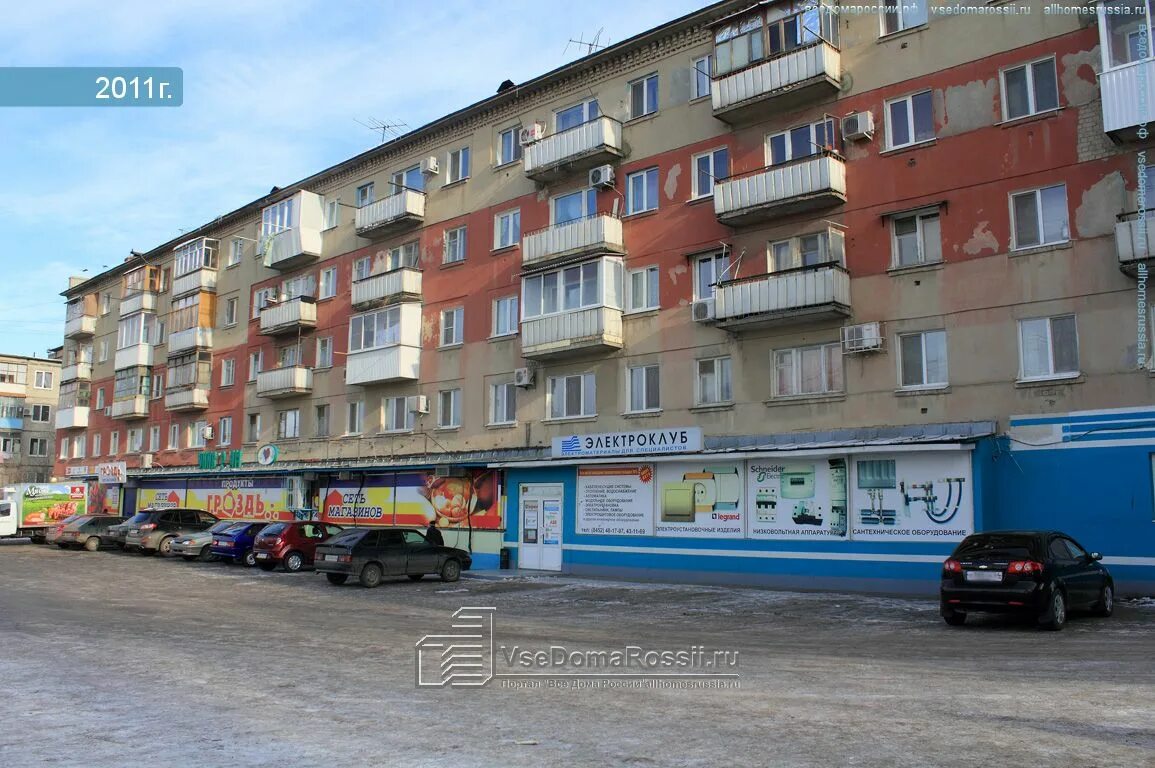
518, 484, 563, 571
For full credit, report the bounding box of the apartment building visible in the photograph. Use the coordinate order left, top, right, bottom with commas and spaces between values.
0, 353, 61, 486
53, 0, 1154, 591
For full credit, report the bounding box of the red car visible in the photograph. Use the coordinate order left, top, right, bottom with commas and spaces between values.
253, 521, 344, 572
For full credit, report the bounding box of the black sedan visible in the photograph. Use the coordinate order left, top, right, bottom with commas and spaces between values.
314, 527, 472, 587
940, 530, 1113, 630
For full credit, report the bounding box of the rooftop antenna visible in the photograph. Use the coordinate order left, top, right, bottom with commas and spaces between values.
355, 117, 409, 145
565, 27, 606, 58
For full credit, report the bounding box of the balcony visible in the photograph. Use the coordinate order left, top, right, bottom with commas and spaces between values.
55, 407, 89, 430
167, 327, 214, 355
0, 381, 24, 397
61, 362, 92, 382
0, 413, 23, 431
714, 154, 846, 227
64, 314, 96, 339
1100, 58, 1155, 140
256, 366, 314, 398
172, 269, 218, 297
345, 346, 420, 386
262, 191, 325, 271
259, 297, 317, 336
114, 343, 153, 371
355, 190, 425, 239
712, 43, 841, 125
111, 395, 149, 420
522, 215, 625, 270
523, 116, 624, 183
165, 386, 210, 412
713, 263, 851, 330
119, 291, 157, 316
1115, 213, 1155, 275
521, 306, 623, 360
351, 267, 423, 310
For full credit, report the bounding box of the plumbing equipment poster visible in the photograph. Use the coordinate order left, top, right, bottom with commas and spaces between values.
654, 462, 744, 538
849, 452, 973, 541
576, 465, 655, 536
745, 459, 848, 539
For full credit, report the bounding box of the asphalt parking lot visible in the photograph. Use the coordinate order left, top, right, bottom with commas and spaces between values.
1, 541, 1152, 768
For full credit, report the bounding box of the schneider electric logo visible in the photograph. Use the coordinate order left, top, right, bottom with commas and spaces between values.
415, 607, 740, 689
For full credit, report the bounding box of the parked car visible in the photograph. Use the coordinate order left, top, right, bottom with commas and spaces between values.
253, 521, 344, 572
171, 520, 246, 562
941, 530, 1114, 630
315, 527, 472, 587
46, 514, 86, 546
210, 521, 271, 566
56, 515, 124, 551
124, 508, 220, 555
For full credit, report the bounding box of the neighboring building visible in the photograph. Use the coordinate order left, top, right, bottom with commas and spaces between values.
0, 353, 61, 486
53, 1, 1154, 591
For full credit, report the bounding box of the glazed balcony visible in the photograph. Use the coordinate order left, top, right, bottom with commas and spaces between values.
1100, 58, 1155, 139
111, 395, 149, 420
64, 313, 96, 339
114, 343, 153, 371
256, 366, 314, 398
1116, 212, 1155, 276
351, 267, 422, 310
55, 407, 89, 430
714, 153, 846, 227
523, 116, 624, 183
713, 263, 851, 330
119, 290, 157, 317
345, 346, 420, 386
712, 43, 841, 125
165, 386, 210, 412
259, 297, 317, 336
172, 268, 218, 297
521, 306, 623, 360
167, 327, 213, 355
355, 189, 425, 240
522, 215, 625, 271
60, 361, 92, 383
0, 412, 23, 431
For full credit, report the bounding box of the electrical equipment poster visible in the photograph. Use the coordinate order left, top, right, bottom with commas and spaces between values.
654, 462, 743, 538
576, 466, 655, 536
746, 459, 848, 539
849, 452, 973, 541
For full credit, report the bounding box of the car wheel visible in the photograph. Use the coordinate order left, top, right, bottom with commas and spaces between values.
258, 561, 277, 572
242, 550, 257, 567
1094, 583, 1114, 618
283, 552, 305, 573
84, 537, 101, 552
439, 559, 462, 583
157, 536, 175, 556
326, 573, 348, 586
942, 610, 966, 626
408, 574, 424, 581
1040, 587, 1067, 631
197, 545, 213, 562
360, 563, 384, 588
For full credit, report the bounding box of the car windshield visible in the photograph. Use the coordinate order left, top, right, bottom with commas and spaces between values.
261, 523, 287, 536
325, 529, 366, 545
210, 521, 237, 533
124, 513, 151, 525
221, 523, 250, 535
954, 534, 1036, 560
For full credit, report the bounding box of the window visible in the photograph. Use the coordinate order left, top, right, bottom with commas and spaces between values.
629, 74, 659, 119
548, 373, 596, 419
628, 364, 661, 413
1, 435, 21, 458
522, 260, 619, 318
696, 357, 733, 405
770, 229, 844, 272
713, 13, 765, 77
1011, 184, 1069, 249
498, 126, 523, 166
441, 307, 463, 347
246, 413, 261, 443
166, 353, 210, 393
881, 0, 927, 35
109, 431, 119, 455
387, 241, 419, 270
694, 252, 730, 300
355, 182, 375, 207
95, 388, 105, 410
447, 146, 471, 184
692, 148, 729, 199
221, 359, 235, 387
277, 409, 300, 439
899, 330, 948, 388
168, 423, 180, 449
169, 294, 202, 334
281, 274, 316, 301
383, 396, 413, 432
31, 404, 50, 422
767, 118, 836, 165
190, 420, 207, 449
626, 168, 659, 215
886, 91, 934, 149
552, 188, 597, 225
444, 226, 467, 264
353, 256, 372, 282
1102, 1, 1154, 68
555, 99, 599, 132
218, 416, 232, 447
29, 437, 47, 457
773, 344, 843, 397
117, 312, 154, 349
1019, 315, 1079, 380
324, 198, 340, 230
89, 433, 100, 457
173, 238, 218, 277
251, 287, 276, 319
349, 306, 401, 352
692, 54, 712, 99
127, 428, 144, 454
891, 210, 942, 267
438, 389, 461, 429
390, 164, 424, 194
0, 398, 21, 421
150, 374, 163, 400
100, 292, 111, 315
73, 436, 86, 459
224, 296, 238, 327
768, 4, 837, 53
319, 267, 337, 299
346, 401, 364, 435
627, 267, 659, 312
98, 340, 108, 363
492, 296, 519, 337
1002, 58, 1059, 121
489, 382, 516, 425
494, 209, 521, 250
59, 436, 70, 460
277, 344, 301, 369
148, 425, 160, 452
34, 370, 53, 389
0, 363, 26, 385
260, 197, 294, 240
229, 238, 244, 266
315, 404, 330, 438
316, 337, 333, 368
248, 351, 262, 382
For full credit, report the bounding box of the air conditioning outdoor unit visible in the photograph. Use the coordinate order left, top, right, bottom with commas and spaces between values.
842, 111, 875, 142
841, 321, 884, 353
420, 156, 440, 175
408, 395, 430, 414
519, 123, 545, 146
691, 298, 716, 323
513, 367, 535, 388
202, 425, 215, 441
589, 164, 615, 188
140, 453, 154, 469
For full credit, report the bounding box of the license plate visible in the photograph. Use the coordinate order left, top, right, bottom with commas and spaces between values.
324, 554, 338, 562
966, 570, 1003, 583
256, 552, 269, 559
129, 529, 139, 535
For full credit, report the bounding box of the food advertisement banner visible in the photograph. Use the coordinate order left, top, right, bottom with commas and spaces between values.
319, 470, 500, 530
576, 466, 654, 536
849, 452, 973, 542
745, 459, 848, 540
186, 478, 292, 521
20, 484, 87, 526
88, 483, 119, 515
654, 461, 744, 538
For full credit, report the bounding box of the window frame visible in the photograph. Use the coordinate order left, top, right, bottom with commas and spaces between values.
897, 330, 949, 389
218, 416, 232, 447
626, 266, 660, 313
880, 0, 928, 36
889, 208, 942, 268
382, 396, 414, 433
695, 356, 734, 406
691, 54, 712, 100
628, 73, 659, 120
489, 381, 517, 426
627, 364, 661, 413
228, 238, 244, 266
885, 90, 935, 150
437, 388, 462, 429
547, 373, 597, 420
1010, 184, 1070, 250
772, 343, 844, 398
440, 307, 464, 347
319, 267, 338, 299
693, 252, 731, 301
494, 208, 521, 250
316, 336, 334, 369
355, 182, 375, 208
765, 118, 836, 166
221, 358, 235, 388
1000, 56, 1060, 122
346, 400, 364, 436
446, 146, 471, 184
691, 147, 730, 199
492, 296, 519, 337
444, 226, 467, 264
1018, 314, 1080, 381
277, 408, 301, 440
497, 126, 523, 167
626, 167, 660, 215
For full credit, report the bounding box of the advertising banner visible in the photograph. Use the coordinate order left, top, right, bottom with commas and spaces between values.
137, 484, 185, 510
576, 466, 654, 536
186, 478, 293, 521
19, 484, 87, 526
849, 452, 973, 542
87, 483, 118, 515
319, 470, 500, 530
653, 461, 743, 538
745, 458, 848, 540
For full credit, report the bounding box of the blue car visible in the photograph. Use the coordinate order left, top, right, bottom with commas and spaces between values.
209, 521, 271, 566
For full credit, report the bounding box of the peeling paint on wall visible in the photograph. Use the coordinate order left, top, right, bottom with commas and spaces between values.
960, 221, 998, 256
941, 79, 997, 137
1060, 47, 1099, 107
1074, 171, 1125, 239
665, 163, 681, 200
421, 314, 436, 345
667, 262, 687, 285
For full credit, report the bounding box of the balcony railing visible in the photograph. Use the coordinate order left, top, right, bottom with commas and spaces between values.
521, 306, 623, 359
64, 314, 96, 339
259, 297, 318, 335
120, 290, 157, 316
712, 42, 841, 123
114, 343, 153, 371
345, 345, 420, 386
61, 362, 92, 382
167, 326, 213, 355
351, 267, 422, 310
172, 269, 218, 297
714, 263, 851, 329
256, 366, 314, 398
111, 395, 149, 420
263, 227, 322, 271
165, 386, 210, 412
523, 116, 624, 182
355, 189, 425, 239
55, 407, 89, 430
1116, 212, 1155, 274
522, 214, 625, 270
1100, 58, 1155, 138
714, 153, 846, 226
0, 413, 24, 431
0, 381, 24, 397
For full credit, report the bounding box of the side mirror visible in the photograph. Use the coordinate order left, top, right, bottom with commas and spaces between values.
1090, 552, 1103, 562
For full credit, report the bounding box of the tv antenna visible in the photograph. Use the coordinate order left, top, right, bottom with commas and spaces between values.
355, 117, 409, 144
565, 27, 607, 57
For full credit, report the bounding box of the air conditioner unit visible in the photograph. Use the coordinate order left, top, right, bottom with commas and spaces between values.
420, 156, 440, 175
842, 111, 875, 142
589, 164, 615, 188
841, 322, 884, 353
513, 367, 534, 388
202, 425, 215, 441
691, 298, 716, 323
518, 122, 545, 146
408, 395, 430, 414
140, 453, 154, 469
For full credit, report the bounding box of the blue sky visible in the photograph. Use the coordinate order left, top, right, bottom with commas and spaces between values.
0, 0, 706, 358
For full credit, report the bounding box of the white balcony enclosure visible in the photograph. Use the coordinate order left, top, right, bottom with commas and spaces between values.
714, 155, 846, 226
111, 395, 149, 420
345, 302, 422, 386
522, 214, 625, 270
114, 343, 153, 371
61, 362, 92, 382
714, 264, 851, 330
55, 407, 89, 430
167, 326, 213, 355
1116, 214, 1155, 274
172, 269, 218, 298
256, 366, 314, 398
351, 267, 422, 310
64, 314, 96, 339
165, 386, 210, 412
1097, 6, 1155, 140
355, 189, 425, 239
260, 297, 317, 335
119, 291, 157, 317
523, 116, 624, 182
0, 381, 24, 397
521, 306, 624, 360
712, 43, 841, 124
262, 190, 325, 270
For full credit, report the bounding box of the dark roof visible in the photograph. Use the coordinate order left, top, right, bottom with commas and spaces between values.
705, 421, 997, 453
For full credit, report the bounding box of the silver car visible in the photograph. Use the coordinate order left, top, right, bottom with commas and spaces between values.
171, 520, 240, 562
